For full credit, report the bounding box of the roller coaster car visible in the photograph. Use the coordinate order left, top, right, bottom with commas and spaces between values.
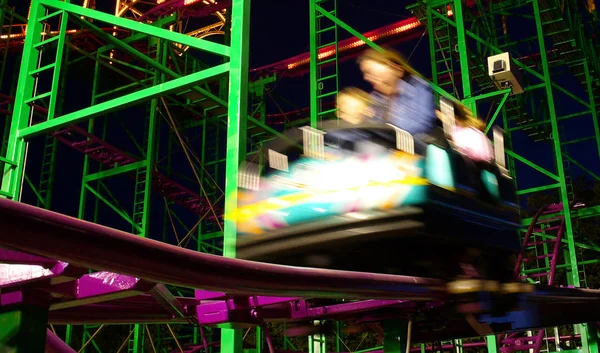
234, 121, 522, 282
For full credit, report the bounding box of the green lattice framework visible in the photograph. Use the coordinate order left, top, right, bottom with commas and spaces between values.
307, 0, 600, 352
405, 0, 600, 352
0, 0, 252, 352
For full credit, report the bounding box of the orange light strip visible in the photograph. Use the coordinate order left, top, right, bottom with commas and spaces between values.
286, 19, 422, 70
157, 0, 206, 5
0, 29, 79, 40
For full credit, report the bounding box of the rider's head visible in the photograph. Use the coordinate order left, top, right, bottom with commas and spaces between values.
336, 87, 374, 124
453, 102, 485, 131
358, 47, 416, 96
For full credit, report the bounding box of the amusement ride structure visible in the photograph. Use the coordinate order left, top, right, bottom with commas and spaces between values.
1, 0, 600, 352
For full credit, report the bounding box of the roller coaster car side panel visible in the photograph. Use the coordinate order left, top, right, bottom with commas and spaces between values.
236, 131, 521, 280
236, 187, 520, 259
236, 187, 520, 278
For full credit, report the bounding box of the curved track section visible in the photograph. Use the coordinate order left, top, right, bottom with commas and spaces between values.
0, 197, 445, 300
4, 199, 600, 350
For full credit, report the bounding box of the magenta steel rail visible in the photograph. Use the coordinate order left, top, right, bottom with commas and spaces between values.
0, 198, 446, 300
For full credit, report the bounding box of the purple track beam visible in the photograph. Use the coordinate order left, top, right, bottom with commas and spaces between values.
45, 329, 77, 353
0, 198, 446, 300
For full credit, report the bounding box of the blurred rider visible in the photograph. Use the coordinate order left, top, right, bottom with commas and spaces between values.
325, 87, 392, 156
357, 47, 438, 147
336, 87, 375, 125
437, 101, 494, 164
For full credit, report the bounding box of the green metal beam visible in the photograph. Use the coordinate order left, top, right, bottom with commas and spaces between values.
563, 153, 600, 182
19, 63, 230, 138
314, 5, 383, 53
0, 305, 49, 352
221, 0, 249, 353
40, 0, 230, 56
505, 150, 559, 181
482, 90, 511, 134
308, 0, 318, 127
223, 0, 249, 254
47, 11, 69, 120
533, 0, 579, 286
583, 59, 600, 158
472, 88, 512, 102
1, 1, 45, 200
485, 95, 510, 134
70, 14, 176, 79
453, 0, 472, 101
94, 14, 178, 54
516, 183, 561, 195
83, 183, 141, 233
522, 205, 600, 225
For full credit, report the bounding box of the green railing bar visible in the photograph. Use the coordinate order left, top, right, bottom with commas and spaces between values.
505, 150, 559, 181
516, 183, 561, 195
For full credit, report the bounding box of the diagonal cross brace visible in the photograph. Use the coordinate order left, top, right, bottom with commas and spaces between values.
40, 0, 229, 56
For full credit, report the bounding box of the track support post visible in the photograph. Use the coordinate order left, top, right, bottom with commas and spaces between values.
0, 0, 45, 200
309, 321, 327, 353
486, 335, 498, 353
222, 0, 250, 352
383, 319, 411, 353
583, 323, 599, 353
0, 300, 49, 352
581, 322, 599, 353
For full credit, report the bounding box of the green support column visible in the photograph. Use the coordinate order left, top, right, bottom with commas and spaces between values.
485, 335, 498, 353
222, 0, 250, 352
309, 321, 327, 353
0, 0, 44, 199
335, 321, 343, 352
0, 304, 49, 352
321, 0, 340, 124
308, 0, 319, 127
583, 59, 600, 158
256, 326, 263, 353
222, 0, 250, 260
584, 322, 599, 353
532, 0, 589, 350
426, 0, 438, 98
452, 0, 471, 102
532, 0, 579, 286
137, 36, 163, 237
128, 324, 145, 353
382, 319, 409, 353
